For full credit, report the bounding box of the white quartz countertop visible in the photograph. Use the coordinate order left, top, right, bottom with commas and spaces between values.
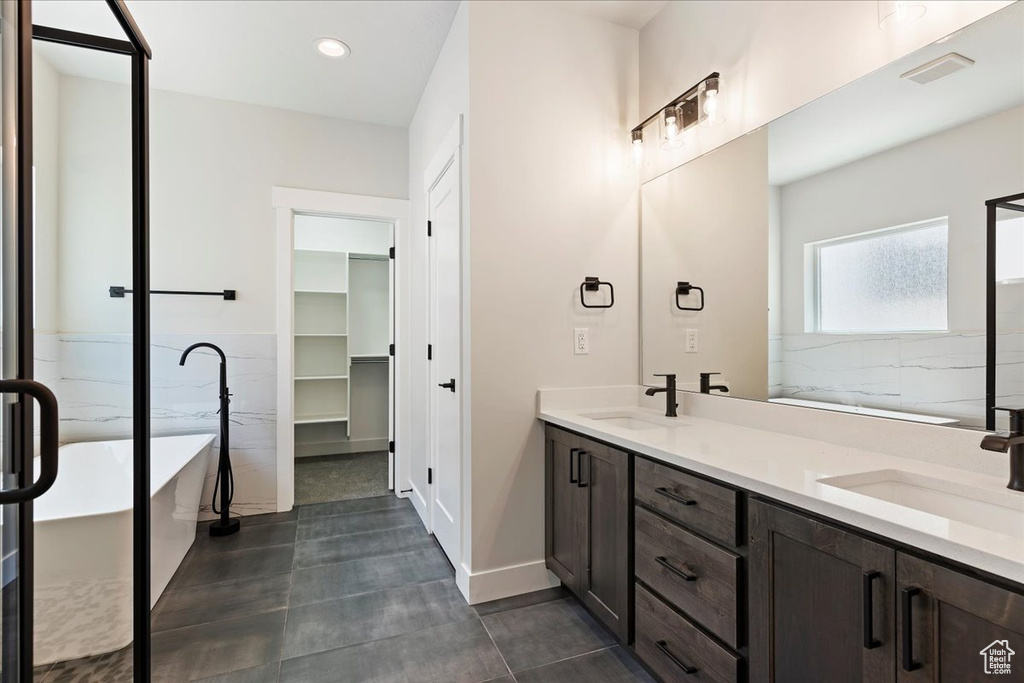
539, 401, 1024, 586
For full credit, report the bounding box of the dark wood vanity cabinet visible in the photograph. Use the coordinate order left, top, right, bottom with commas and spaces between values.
896, 553, 1024, 682
749, 500, 896, 683
544, 426, 630, 642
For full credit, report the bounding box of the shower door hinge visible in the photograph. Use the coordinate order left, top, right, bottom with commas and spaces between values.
389, 343, 395, 357
388, 440, 395, 453
428, 468, 433, 485
427, 344, 432, 360
427, 220, 432, 237
389, 246, 395, 260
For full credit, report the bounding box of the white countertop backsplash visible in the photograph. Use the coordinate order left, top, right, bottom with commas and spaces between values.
537, 385, 1024, 585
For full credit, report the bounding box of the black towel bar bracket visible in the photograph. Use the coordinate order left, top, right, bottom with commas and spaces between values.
675, 282, 704, 311
110, 286, 236, 300
580, 277, 614, 309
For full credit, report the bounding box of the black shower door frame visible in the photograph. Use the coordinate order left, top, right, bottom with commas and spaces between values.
986, 192, 1024, 431
27, 1, 152, 679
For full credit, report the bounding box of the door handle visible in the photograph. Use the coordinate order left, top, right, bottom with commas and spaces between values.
654, 640, 698, 675
438, 379, 455, 393
655, 556, 698, 582
569, 448, 579, 484
0, 379, 59, 504
577, 451, 589, 488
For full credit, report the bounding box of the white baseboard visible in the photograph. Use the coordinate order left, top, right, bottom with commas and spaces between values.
455, 559, 561, 605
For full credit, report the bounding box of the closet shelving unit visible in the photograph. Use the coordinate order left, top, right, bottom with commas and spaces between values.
293, 248, 390, 457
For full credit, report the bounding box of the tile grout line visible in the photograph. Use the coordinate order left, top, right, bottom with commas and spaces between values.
510, 644, 620, 678
478, 616, 516, 681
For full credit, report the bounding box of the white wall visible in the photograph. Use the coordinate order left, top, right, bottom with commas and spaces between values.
58, 76, 408, 335
638, 0, 1012, 183
407, 1, 469, 537
294, 215, 393, 255
641, 128, 769, 399
33, 53, 61, 334
465, 1, 639, 599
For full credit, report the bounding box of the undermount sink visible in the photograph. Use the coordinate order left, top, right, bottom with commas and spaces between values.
818, 469, 1024, 538
578, 411, 671, 431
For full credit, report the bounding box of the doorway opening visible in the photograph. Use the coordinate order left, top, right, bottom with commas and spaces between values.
291, 214, 394, 505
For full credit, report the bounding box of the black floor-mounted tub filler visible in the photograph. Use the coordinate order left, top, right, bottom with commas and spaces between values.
180, 342, 241, 536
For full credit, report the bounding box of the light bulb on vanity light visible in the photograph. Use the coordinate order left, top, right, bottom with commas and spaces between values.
699, 76, 725, 127
660, 105, 684, 150
631, 129, 644, 168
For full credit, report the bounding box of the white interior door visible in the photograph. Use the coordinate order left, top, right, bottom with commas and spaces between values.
428, 159, 461, 565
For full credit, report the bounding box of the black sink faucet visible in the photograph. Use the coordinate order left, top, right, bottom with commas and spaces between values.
980, 407, 1024, 492
645, 373, 678, 418
700, 372, 729, 395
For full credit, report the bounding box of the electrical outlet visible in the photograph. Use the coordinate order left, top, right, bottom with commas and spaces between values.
574, 327, 590, 355
685, 328, 698, 353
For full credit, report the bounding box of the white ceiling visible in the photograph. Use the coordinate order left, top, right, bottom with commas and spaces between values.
32, 0, 460, 127
769, 1, 1024, 186
550, 0, 669, 30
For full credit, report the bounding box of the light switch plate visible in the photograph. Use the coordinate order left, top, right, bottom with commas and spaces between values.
685, 328, 698, 353
574, 327, 590, 355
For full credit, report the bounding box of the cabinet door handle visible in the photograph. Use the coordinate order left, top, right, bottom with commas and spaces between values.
655, 487, 696, 506
569, 448, 579, 484
863, 571, 881, 649
578, 451, 589, 488
655, 640, 698, 675
656, 556, 698, 582
901, 586, 922, 671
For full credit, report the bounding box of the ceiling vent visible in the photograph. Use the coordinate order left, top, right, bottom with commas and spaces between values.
900, 52, 975, 85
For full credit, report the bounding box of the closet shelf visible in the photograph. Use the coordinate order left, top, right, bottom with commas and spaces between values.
295, 375, 349, 381
294, 289, 347, 295
295, 333, 348, 338
294, 413, 349, 425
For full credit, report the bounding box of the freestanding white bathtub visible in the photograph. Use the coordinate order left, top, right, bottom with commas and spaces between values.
32, 433, 215, 665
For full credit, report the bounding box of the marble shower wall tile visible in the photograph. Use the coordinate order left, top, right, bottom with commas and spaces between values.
768, 335, 782, 398
781, 330, 1024, 427
56, 333, 277, 518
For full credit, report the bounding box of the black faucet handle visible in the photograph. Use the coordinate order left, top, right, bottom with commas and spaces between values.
700, 372, 721, 378
654, 373, 676, 379
994, 407, 1024, 432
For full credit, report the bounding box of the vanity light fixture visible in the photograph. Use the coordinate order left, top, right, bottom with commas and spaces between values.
877, 0, 926, 30
630, 72, 722, 158
631, 129, 644, 167
314, 37, 351, 58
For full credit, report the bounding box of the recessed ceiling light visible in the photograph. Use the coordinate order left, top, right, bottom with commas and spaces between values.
314, 37, 350, 59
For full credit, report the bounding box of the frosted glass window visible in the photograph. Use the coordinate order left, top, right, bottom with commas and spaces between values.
814, 220, 948, 333
997, 216, 1024, 283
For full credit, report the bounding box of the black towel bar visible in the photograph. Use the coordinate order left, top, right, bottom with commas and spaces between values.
110, 286, 236, 300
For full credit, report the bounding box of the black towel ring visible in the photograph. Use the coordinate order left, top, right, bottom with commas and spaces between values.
675, 282, 704, 311
580, 277, 614, 309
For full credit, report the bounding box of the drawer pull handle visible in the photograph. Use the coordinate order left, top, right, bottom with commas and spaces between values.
655, 487, 696, 506
901, 586, 922, 671
655, 556, 698, 582
655, 640, 698, 675
569, 448, 579, 484
863, 571, 881, 650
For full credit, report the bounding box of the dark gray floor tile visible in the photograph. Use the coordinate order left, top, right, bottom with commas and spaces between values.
200, 510, 298, 529
293, 525, 432, 570
296, 506, 421, 542
152, 573, 292, 632
481, 598, 616, 673
290, 546, 453, 606
282, 579, 476, 660
192, 662, 282, 683
33, 663, 52, 682
43, 645, 133, 682
176, 543, 295, 587
194, 521, 298, 554
474, 586, 570, 616
151, 609, 287, 683
279, 618, 509, 683
514, 647, 653, 683
297, 495, 410, 520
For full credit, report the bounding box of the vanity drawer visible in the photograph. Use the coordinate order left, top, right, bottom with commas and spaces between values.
635, 505, 741, 648
635, 456, 740, 547
635, 583, 740, 683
